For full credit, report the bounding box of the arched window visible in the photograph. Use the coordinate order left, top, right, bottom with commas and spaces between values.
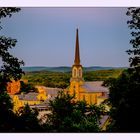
73, 68, 77, 77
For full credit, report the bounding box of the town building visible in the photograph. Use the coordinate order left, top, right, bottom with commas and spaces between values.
69, 29, 109, 105
11, 86, 62, 112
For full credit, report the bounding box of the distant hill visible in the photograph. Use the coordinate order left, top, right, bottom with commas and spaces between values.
22, 66, 127, 72
22, 66, 47, 72
83, 66, 126, 71
22, 66, 71, 72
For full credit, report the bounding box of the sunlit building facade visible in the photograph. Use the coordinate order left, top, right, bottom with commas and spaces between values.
69, 29, 109, 105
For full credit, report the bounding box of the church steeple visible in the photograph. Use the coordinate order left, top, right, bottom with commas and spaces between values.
70, 28, 84, 82
70, 28, 84, 97
74, 28, 80, 65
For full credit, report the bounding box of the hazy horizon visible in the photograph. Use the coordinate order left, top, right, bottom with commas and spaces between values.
21, 65, 128, 68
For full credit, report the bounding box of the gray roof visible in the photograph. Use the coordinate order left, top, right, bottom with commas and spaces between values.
46, 87, 63, 95
81, 81, 109, 93
13, 87, 62, 102
17, 92, 38, 101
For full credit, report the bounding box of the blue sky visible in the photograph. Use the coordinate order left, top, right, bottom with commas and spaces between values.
1, 8, 131, 67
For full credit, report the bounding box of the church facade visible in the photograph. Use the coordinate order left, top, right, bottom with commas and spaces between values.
69, 29, 109, 105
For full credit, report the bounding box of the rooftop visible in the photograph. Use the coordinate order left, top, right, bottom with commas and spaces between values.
17, 92, 38, 101
81, 81, 109, 93
46, 87, 63, 95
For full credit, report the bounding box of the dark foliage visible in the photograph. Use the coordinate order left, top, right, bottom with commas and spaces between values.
0, 8, 41, 132
0, 7, 24, 93
43, 91, 104, 132
16, 104, 43, 132
104, 69, 140, 132
126, 7, 140, 67
102, 8, 140, 132
0, 91, 16, 132
19, 81, 37, 94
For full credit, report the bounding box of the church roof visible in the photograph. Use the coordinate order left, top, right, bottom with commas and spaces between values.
81, 81, 109, 93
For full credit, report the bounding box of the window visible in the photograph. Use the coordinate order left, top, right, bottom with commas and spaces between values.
73, 68, 77, 77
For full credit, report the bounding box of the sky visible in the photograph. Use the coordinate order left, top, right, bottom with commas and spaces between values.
0, 7, 132, 67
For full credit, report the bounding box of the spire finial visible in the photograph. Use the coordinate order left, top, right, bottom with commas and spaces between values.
74, 28, 80, 65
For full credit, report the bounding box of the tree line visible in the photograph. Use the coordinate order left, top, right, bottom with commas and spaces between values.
22, 69, 123, 89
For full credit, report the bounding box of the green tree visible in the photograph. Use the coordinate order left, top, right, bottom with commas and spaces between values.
16, 104, 42, 132
103, 7, 140, 132
0, 7, 25, 132
0, 91, 17, 132
126, 7, 140, 68
19, 81, 37, 94
44, 91, 103, 132
0, 8, 45, 132
0, 8, 24, 93
104, 69, 140, 132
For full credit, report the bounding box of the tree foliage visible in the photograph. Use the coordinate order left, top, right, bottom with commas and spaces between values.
19, 81, 37, 94
0, 8, 24, 93
0, 8, 37, 132
0, 91, 16, 132
16, 104, 43, 132
126, 7, 140, 67
104, 69, 140, 132
103, 7, 140, 132
43, 91, 104, 132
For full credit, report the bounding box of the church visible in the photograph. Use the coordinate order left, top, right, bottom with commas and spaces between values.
69, 29, 109, 105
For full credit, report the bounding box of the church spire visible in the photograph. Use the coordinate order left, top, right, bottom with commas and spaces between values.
74, 28, 80, 65
71, 28, 84, 83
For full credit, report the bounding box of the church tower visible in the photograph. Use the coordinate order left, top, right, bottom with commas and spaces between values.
71, 28, 84, 82
69, 29, 84, 99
